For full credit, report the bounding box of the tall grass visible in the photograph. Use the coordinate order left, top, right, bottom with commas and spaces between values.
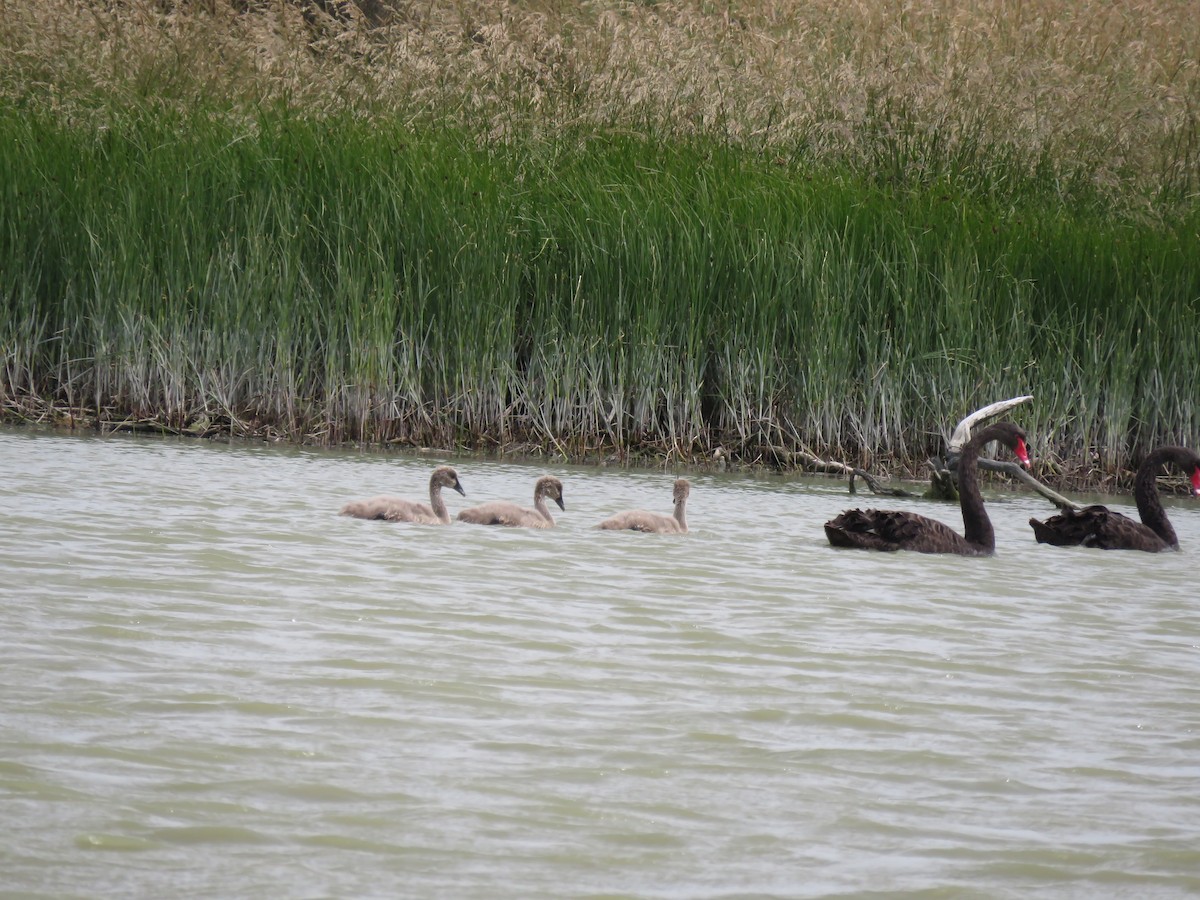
3, 105, 1197, 480
3, 0, 1198, 209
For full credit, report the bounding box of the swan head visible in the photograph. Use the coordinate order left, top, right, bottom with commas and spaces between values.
1013, 435, 1031, 468
432, 465, 466, 496
673, 478, 691, 503
1191, 464, 1200, 497
982, 421, 1030, 468
536, 475, 566, 511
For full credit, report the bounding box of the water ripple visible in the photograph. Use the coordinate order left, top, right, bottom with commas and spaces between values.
3, 428, 1200, 897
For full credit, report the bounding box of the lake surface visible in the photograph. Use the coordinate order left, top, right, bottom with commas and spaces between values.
2, 426, 1199, 898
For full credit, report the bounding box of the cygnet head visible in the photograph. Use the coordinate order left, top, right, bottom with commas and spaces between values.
536, 475, 566, 511
673, 478, 691, 504
433, 465, 466, 496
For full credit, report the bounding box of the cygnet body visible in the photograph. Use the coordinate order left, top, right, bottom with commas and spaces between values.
457, 475, 565, 529
597, 478, 690, 534
339, 465, 465, 525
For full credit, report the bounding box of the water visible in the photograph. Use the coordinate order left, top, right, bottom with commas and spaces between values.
2, 427, 1199, 898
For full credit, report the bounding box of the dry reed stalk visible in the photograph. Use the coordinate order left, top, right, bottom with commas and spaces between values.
2, 0, 1197, 200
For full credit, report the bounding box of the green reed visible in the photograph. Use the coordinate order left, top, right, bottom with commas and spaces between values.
2, 104, 1197, 477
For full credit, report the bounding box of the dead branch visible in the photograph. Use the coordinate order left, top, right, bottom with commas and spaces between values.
848, 468, 918, 497
977, 458, 1082, 511
787, 396, 1085, 509
947, 395, 1034, 452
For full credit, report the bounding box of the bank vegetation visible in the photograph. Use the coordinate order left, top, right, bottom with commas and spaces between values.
2, 0, 1198, 486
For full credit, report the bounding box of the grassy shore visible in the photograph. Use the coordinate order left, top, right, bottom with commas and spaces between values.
2, 1, 1198, 487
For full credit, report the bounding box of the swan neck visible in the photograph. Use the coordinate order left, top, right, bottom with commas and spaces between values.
1133, 448, 1181, 546
674, 498, 688, 532
956, 432, 995, 551
429, 483, 450, 524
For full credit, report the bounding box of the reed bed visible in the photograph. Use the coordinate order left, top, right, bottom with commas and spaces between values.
5, 0, 1197, 205
2, 1, 1199, 484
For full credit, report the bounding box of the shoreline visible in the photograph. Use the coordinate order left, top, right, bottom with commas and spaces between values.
3, 393, 1180, 500
4, 2, 1198, 509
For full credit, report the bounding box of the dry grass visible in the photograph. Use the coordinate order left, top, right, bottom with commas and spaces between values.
3, 0, 1198, 201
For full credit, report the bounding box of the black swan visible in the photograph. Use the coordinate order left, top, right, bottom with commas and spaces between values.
824, 421, 1030, 556
597, 478, 690, 534
339, 465, 466, 525
1029, 446, 1200, 551
457, 475, 565, 529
